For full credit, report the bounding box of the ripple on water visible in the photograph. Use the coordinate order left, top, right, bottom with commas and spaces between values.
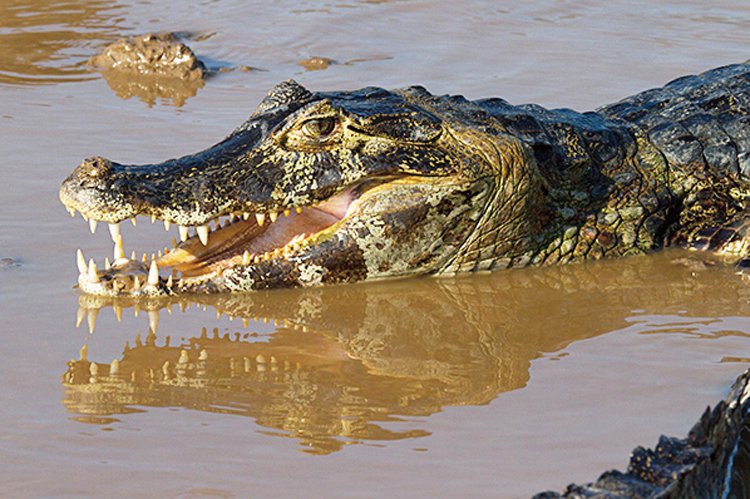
0, 0, 128, 85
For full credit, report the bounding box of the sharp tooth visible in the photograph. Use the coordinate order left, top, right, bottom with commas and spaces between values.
105, 257, 111, 269
179, 225, 189, 242
151, 215, 156, 223
243, 212, 251, 221
148, 260, 159, 286
295, 207, 303, 214
87, 309, 98, 334
110, 359, 120, 375
166, 275, 173, 288
131, 217, 137, 226
133, 275, 141, 289
141, 253, 147, 263
197, 225, 209, 246
148, 310, 159, 333
76, 307, 86, 328
77, 249, 87, 274
130, 250, 136, 260
284, 209, 291, 217
68, 207, 76, 217
253, 255, 260, 264
255, 213, 265, 226
242, 251, 251, 265
114, 234, 125, 260
164, 220, 171, 231
81, 213, 88, 222
88, 218, 98, 234
88, 259, 99, 283
108, 223, 120, 243
114, 305, 122, 322
269, 211, 278, 223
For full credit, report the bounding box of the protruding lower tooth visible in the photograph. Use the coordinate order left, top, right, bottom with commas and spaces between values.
255, 213, 265, 226
253, 255, 260, 264
133, 275, 141, 289
283, 209, 291, 217
87, 309, 98, 334
243, 212, 251, 221
108, 223, 120, 243
148, 260, 159, 286
179, 225, 189, 242
269, 212, 278, 223
163, 220, 171, 231
88, 259, 99, 283
110, 359, 119, 375
89, 218, 98, 234
77, 249, 87, 275
242, 251, 251, 265
130, 250, 136, 260
76, 307, 86, 328
105, 257, 111, 269
151, 214, 156, 223
114, 234, 125, 260
166, 275, 173, 288
295, 207, 303, 214
148, 310, 159, 333
197, 225, 209, 246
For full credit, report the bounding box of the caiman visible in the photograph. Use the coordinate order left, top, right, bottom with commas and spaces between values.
59, 62, 750, 295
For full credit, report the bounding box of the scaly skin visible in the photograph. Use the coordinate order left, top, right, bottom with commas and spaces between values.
60, 62, 750, 296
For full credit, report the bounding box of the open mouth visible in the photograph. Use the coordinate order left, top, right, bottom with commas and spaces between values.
70, 187, 359, 294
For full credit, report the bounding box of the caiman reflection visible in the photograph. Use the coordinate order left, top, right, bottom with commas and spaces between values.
62, 252, 750, 455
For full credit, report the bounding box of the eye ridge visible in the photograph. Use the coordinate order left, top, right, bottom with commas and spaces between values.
302, 117, 336, 138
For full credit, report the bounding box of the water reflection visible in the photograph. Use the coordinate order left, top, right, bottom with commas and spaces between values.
62, 252, 750, 454
0, 0, 126, 84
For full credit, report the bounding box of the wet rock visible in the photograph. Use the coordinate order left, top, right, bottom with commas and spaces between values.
534, 368, 750, 498
89, 33, 207, 107
0, 257, 20, 269
298, 56, 335, 71
89, 32, 206, 80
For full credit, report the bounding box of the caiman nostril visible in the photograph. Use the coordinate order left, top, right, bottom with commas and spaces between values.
79, 156, 113, 179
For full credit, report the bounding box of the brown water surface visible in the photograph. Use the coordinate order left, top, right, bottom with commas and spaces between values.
2, 1, 750, 497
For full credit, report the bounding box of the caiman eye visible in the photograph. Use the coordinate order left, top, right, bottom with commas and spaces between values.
301, 117, 336, 138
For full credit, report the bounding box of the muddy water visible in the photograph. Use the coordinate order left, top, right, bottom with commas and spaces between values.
2, 0, 750, 496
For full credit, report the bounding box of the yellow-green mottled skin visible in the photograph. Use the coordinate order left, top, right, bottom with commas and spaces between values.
60, 62, 750, 296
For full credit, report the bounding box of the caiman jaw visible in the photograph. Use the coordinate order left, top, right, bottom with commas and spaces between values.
66, 188, 358, 296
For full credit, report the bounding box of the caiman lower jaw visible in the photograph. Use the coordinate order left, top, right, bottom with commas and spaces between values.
71, 188, 359, 296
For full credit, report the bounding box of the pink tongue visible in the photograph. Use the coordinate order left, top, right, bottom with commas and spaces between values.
244, 208, 340, 255
314, 189, 355, 218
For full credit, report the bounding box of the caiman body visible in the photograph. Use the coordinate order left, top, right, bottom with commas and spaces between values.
60, 62, 750, 295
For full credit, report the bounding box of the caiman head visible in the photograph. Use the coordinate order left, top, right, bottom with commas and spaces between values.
59, 81, 540, 295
